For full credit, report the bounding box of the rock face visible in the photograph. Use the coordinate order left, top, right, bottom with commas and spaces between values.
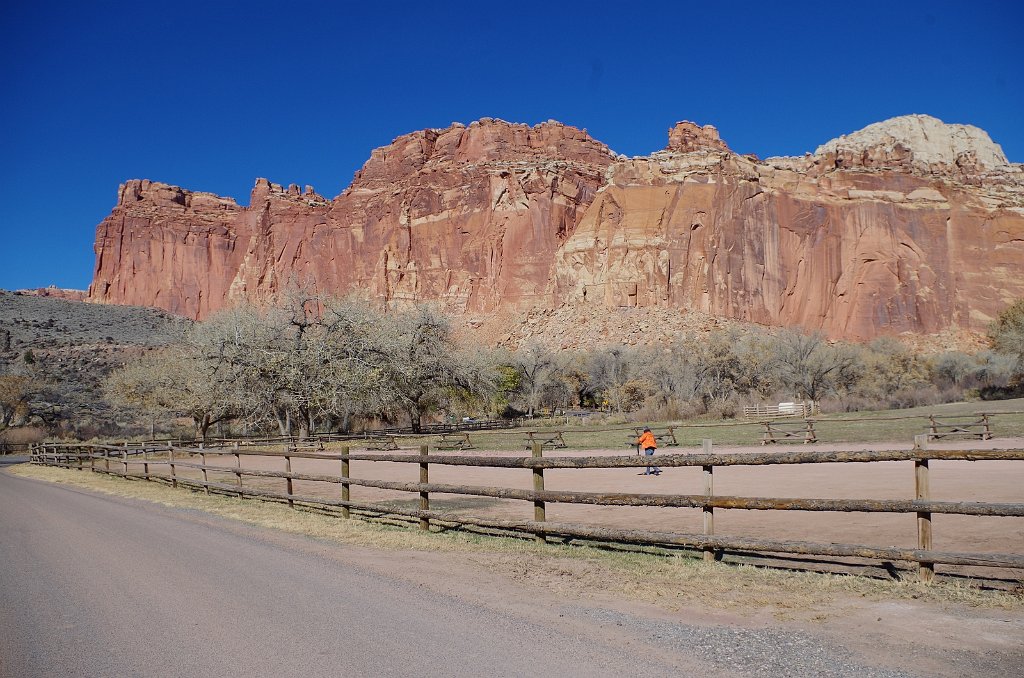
88, 115, 1024, 341
812, 114, 1009, 176
555, 115, 1024, 339
667, 121, 731, 154
90, 120, 614, 318
15, 287, 88, 302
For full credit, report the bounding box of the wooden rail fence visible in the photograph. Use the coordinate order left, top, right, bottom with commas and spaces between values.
29, 438, 1024, 582
743, 402, 816, 419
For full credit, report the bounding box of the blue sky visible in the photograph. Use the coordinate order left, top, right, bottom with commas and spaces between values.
1, 0, 1020, 290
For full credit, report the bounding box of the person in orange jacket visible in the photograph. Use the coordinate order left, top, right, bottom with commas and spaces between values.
636, 426, 660, 475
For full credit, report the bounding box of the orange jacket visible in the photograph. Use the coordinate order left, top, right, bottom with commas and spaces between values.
637, 431, 657, 449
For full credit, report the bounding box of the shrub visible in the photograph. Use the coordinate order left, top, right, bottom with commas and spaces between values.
0, 425, 47, 451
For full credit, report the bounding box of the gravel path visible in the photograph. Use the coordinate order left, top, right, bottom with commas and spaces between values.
573, 608, 914, 678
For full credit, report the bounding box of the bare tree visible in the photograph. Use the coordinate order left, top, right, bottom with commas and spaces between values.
374, 305, 492, 432
514, 342, 559, 417
636, 345, 697, 412
684, 332, 747, 411
588, 346, 637, 414
189, 294, 394, 437
104, 345, 236, 441
855, 337, 928, 400
769, 330, 861, 402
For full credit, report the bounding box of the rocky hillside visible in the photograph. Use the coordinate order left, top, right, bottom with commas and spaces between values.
0, 291, 187, 436
87, 115, 1024, 342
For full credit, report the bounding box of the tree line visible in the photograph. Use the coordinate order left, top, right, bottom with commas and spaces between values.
98, 294, 1024, 439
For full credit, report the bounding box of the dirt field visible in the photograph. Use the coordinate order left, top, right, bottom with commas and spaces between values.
182, 437, 1024, 581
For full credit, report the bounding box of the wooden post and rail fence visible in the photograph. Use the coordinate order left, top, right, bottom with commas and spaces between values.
28, 440, 1024, 581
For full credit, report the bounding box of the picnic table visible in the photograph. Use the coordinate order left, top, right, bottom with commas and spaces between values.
524, 431, 567, 450
761, 419, 817, 444
436, 432, 474, 451
364, 435, 399, 451
628, 427, 679, 447
926, 414, 993, 441
287, 440, 324, 453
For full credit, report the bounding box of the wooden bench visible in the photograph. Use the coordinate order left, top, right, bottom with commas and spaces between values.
364, 435, 399, 451
436, 432, 474, 451
761, 419, 817, 445
629, 427, 679, 447
524, 431, 567, 450
926, 414, 993, 441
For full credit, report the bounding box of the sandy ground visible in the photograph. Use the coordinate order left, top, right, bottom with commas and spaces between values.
177, 437, 1024, 581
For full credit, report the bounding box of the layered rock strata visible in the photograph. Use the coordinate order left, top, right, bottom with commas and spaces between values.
556, 115, 1024, 339
88, 114, 1024, 341
90, 120, 613, 319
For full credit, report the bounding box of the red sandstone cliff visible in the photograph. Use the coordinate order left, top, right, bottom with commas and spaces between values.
90, 120, 614, 318
555, 116, 1024, 340
88, 115, 1024, 341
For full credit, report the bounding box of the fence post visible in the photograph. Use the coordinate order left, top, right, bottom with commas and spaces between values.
341, 446, 350, 519
702, 438, 715, 562
285, 454, 294, 508
143, 448, 149, 481
419, 445, 430, 531
89, 446, 95, 473
532, 442, 546, 543
201, 451, 209, 494
914, 434, 934, 583
234, 451, 243, 498
122, 444, 129, 477
168, 446, 177, 488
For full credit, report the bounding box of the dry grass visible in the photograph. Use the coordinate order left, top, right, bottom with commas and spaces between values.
11, 463, 1022, 617
301, 398, 1024, 452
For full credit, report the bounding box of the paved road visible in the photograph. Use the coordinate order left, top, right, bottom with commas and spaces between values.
0, 468, 923, 678
1, 468, 702, 677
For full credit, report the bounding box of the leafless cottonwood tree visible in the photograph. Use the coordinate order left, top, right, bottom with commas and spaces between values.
184, 293, 392, 438
105, 294, 495, 436
374, 305, 496, 432
105, 328, 242, 441
514, 342, 560, 417
635, 344, 697, 413
768, 330, 862, 402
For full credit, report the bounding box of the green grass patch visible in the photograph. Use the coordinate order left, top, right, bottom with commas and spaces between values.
317, 398, 1024, 452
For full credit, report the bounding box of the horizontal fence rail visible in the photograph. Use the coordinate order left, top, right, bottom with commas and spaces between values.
28, 439, 1024, 581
